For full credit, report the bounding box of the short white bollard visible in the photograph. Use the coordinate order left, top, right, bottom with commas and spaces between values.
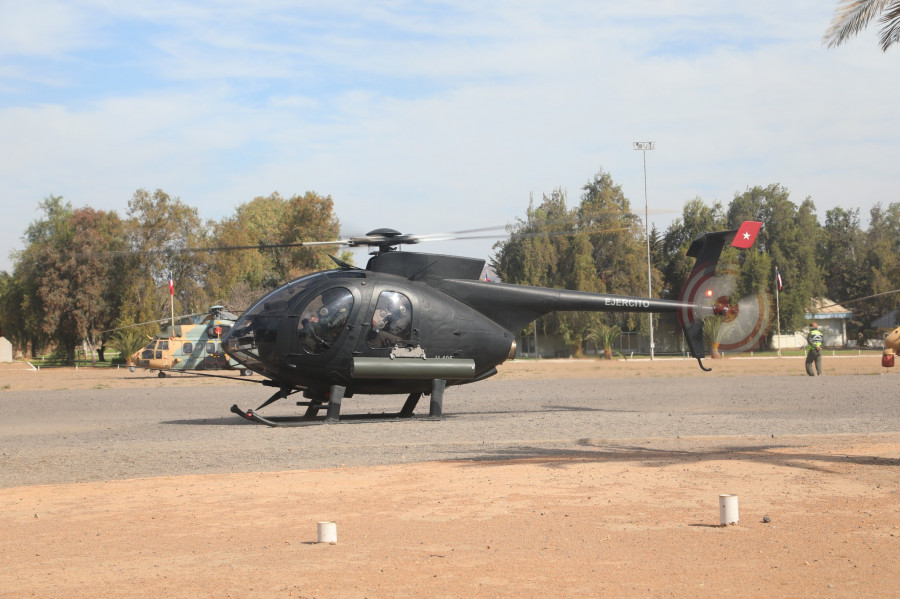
719, 494, 739, 525
317, 521, 337, 544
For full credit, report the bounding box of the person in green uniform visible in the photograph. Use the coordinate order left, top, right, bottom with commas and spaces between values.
805, 321, 824, 376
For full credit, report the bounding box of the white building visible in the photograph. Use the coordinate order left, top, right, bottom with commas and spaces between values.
805, 297, 852, 348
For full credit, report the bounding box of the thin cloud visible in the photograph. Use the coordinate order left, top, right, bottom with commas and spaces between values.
1, 2, 898, 271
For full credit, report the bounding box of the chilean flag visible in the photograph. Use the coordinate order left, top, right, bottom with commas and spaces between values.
776, 267, 783, 291
731, 220, 762, 249
168, 278, 175, 296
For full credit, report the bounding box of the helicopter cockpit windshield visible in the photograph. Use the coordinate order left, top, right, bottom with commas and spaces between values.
298, 288, 354, 354
224, 273, 322, 368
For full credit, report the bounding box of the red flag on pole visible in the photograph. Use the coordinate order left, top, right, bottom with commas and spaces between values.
168, 278, 174, 295
731, 221, 762, 249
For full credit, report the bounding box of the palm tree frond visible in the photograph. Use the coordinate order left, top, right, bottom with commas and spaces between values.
877, 4, 900, 50
823, 0, 893, 48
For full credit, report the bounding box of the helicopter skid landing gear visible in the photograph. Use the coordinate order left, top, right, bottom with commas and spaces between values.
429, 379, 445, 419
230, 404, 282, 426
399, 392, 422, 417
231, 379, 448, 426
399, 379, 445, 419
300, 399, 325, 420
230, 385, 298, 426
230, 385, 346, 427
295, 385, 344, 421
326, 385, 345, 423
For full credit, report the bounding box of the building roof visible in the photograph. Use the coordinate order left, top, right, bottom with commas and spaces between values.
871, 309, 898, 329
805, 297, 852, 320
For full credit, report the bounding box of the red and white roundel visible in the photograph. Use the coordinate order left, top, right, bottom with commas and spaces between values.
678, 263, 771, 353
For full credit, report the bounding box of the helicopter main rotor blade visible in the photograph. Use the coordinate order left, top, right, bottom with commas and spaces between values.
85, 207, 676, 259
336, 209, 671, 247
80, 239, 352, 259
160, 239, 352, 252
423, 226, 632, 243
397, 224, 632, 245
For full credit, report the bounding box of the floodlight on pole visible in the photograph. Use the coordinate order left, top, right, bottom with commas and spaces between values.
633, 141, 655, 360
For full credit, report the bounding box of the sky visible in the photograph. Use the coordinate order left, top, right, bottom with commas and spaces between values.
1, 1, 898, 273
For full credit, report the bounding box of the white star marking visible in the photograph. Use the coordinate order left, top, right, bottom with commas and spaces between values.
742, 231, 751, 240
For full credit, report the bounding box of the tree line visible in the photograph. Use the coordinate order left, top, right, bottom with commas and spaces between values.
492, 170, 899, 355
0, 174, 897, 363
0, 189, 346, 363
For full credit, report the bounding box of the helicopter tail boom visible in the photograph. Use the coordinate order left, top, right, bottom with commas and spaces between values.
434, 279, 701, 334
433, 223, 758, 363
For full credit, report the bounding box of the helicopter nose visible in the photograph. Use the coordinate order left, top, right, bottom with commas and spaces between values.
224, 318, 256, 353
222, 314, 265, 371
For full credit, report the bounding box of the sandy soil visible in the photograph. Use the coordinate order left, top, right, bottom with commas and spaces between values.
1, 356, 899, 598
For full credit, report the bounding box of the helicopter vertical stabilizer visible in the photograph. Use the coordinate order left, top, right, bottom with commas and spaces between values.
677, 228, 734, 370
677, 221, 764, 369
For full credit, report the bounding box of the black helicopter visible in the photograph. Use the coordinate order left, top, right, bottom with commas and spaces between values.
224, 222, 763, 426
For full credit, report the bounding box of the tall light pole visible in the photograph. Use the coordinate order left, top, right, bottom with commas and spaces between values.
633, 141, 655, 360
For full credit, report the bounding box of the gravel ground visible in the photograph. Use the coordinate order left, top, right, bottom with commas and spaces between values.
1, 369, 897, 486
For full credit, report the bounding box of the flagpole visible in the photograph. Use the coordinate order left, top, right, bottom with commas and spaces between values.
169, 278, 175, 327
775, 267, 782, 357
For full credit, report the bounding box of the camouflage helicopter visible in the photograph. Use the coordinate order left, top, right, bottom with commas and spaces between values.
883, 326, 899, 368
129, 305, 253, 378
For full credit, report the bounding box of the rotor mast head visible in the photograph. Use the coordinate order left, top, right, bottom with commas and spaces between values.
349, 228, 422, 254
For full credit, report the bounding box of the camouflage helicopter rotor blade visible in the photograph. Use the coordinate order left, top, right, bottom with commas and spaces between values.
99, 311, 210, 334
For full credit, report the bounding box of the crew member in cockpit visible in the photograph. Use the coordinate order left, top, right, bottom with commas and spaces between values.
299, 314, 323, 353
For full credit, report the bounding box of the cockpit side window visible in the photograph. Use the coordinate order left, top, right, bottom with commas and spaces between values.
367, 291, 412, 348
297, 287, 354, 354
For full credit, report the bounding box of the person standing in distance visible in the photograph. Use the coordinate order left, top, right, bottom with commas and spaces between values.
805, 321, 824, 376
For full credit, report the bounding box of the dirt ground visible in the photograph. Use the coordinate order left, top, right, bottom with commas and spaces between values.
1, 356, 899, 598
